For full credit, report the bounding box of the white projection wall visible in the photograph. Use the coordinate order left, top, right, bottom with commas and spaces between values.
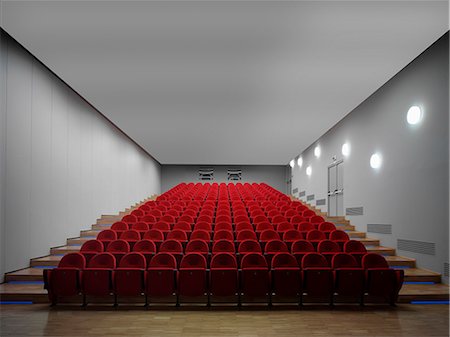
0, 32, 161, 280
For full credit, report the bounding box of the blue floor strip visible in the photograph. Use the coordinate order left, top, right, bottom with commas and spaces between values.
391, 266, 411, 269
0, 301, 33, 305
404, 281, 435, 285
8, 281, 44, 285
32, 266, 57, 269
411, 300, 449, 305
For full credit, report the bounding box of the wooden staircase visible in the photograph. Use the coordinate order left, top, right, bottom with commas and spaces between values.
0, 196, 156, 303
1, 195, 448, 304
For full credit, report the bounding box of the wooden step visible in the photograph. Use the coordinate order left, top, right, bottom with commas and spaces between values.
398, 283, 449, 303
0, 283, 49, 303
385, 255, 416, 268
67, 237, 91, 245
4, 267, 44, 282
50, 245, 81, 255
92, 224, 112, 230
348, 231, 366, 238
358, 238, 380, 246
80, 229, 101, 237
335, 224, 355, 231
403, 268, 442, 283
367, 246, 396, 255
30, 255, 62, 267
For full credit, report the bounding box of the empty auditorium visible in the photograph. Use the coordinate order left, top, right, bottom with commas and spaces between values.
0, 1, 449, 336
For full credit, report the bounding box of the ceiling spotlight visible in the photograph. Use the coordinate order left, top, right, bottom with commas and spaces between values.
297, 157, 303, 167
407, 106, 423, 125
342, 143, 350, 156
370, 153, 382, 169
306, 166, 312, 176
289, 159, 295, 168
314, 146, 321, 158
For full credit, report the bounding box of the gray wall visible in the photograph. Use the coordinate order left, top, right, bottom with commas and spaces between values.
291, 33, 449, 283
162, 165, 287, 194
0, 32, 161, 281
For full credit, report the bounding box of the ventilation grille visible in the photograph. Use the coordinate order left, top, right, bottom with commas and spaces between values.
306, 194, 315, 201
316, 198, 326, 206
227, 167, 242, 181
299, 191, 306, 197
293, 188, 298, 194
444, 263, 449, 277
346, 207, 364, 216
198, 167, 214, 180
367, 224, 392, 235
397, 239, 436, 256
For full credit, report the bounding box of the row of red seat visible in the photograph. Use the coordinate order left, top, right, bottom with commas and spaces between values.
44, 251, 403, 306
79, 238, 369, 266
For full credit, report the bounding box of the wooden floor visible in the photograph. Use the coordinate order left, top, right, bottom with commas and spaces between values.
0, 304, 448, 337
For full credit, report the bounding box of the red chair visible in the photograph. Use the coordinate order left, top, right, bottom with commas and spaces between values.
318, 222, 337, 238
209, 253, 238, 304
173, 221, 192, 233
235, 215, 251, 224
141, 215, 157, 224
80, 239, 103, 264
272, 215, 288, 225
235, 222, 253, 232
160, 215, 175, 225
146, 253, 178, 304
120, 230, 140, 249
255, 222, 272, 233
160, 239, 184, 266
213, 230, 234, 242
106, 240, 130, 264
264, 240, 288, 265
212, 240, 235, 254
283, 230, 304, 250
344, 240, 368, 266
133, 240, 156, 266
131, 209, 144, 219
167, 229, 188, 246
216, 215, 232, 223
271, 253, 301, 304
290, 215, 306, 226
97, 229, 117, 250
214, 222, 233, 232
259, 230, 280, 250
82, 253, 116, 306
306, 230, 326, 249
197, 215, 212, 223
114, 252, 146, 305
111, 221, 129, 238
332, 253, 365, 305
298, 222, 315, 234
238, 240, 262, 255
190, 230, 211, 242
153, 221, 171, 235
131, 222, 150, 239
317, 240, 341, 266
149, 209, 162, 219
44, 253, 86, 305
236, 230, 257, 243
143, 229, 164, 250
178, 215, 194, 224
301, 253, 334, 305
194, 222, 212, 232
122, 214, 138, 225
185, 240, 209, 259
362, 253, 404, 305
310, 216, 325, 227
302, 210, 315, 218
178, 253, 208, 305
240, 253, 270, 305
329, 230, 350, 249
276, 222, 294, 233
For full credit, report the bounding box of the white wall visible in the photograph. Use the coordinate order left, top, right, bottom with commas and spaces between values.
0, 31, 161, 280
291, 33, 449, 282
162, 165, 287, 194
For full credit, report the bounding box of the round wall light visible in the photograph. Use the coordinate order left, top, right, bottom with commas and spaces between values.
306, 166, 312, 176
297, 157, 303, 167
314, 145, 321, 158
407, 106, 423, 125
370, 153, 382, 169
342, 143, 350, 156
289, 159, 295, 168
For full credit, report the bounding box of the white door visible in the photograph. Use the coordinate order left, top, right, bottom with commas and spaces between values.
328, 160, 344, 216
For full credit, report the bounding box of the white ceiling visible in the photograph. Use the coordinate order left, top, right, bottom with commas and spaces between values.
2, 1, 448, 165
